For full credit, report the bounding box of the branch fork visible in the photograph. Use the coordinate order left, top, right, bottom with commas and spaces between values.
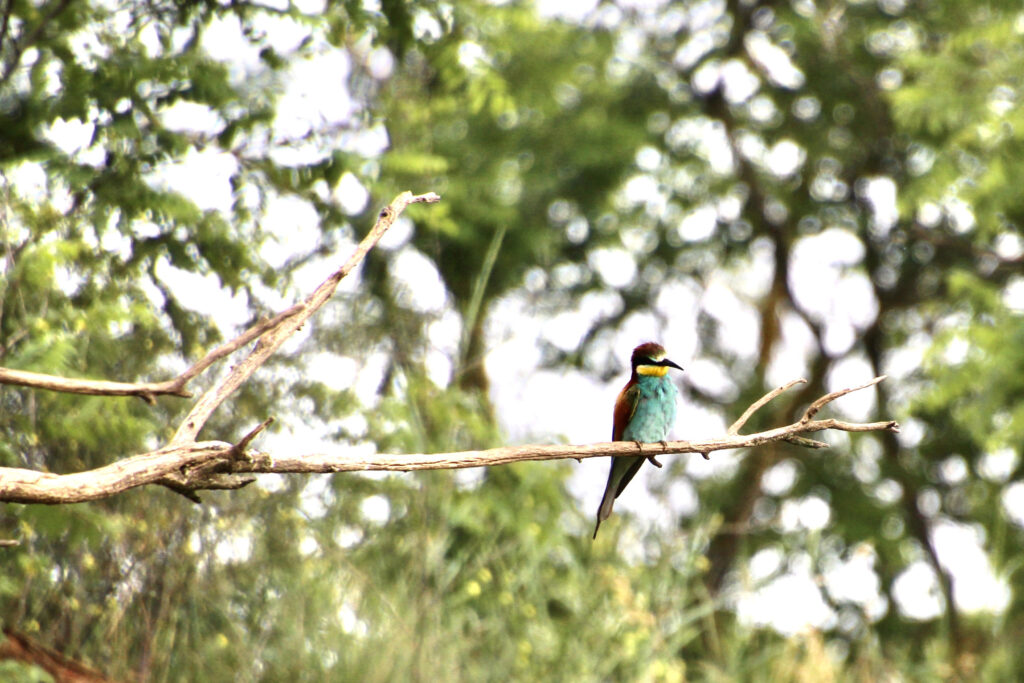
0, 192, 440, 505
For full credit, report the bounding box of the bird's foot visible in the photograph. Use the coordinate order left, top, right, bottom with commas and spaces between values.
633, 440, 643, 452
642, 440, 670, 467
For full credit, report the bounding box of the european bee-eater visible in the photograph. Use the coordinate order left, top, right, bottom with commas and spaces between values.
593, 342, 683, 538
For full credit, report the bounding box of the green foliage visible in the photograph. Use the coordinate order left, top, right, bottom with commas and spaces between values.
371, 1, 657, 310
0, 660, 53, 683
4, 0, 1024, 680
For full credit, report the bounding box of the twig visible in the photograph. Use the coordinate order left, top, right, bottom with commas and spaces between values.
0, 368, 190, 403
0, 305, 303, 403
728, 378, 806, 435
232, 417, 275, 454
175, 306, 303, 385
800, 375, 886, 423
156, 418, 273, 501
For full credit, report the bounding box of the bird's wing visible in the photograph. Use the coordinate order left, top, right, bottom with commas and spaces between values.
611, 383, 645, 498
611, 382, 640, 441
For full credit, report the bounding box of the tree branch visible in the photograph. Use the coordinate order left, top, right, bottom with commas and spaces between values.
0, 194, 435, 408
0, 441, 235, 504
0, 367, 192, 402
168, 191, 440, 445
241, 414, 897, 475
0, 298, 304, 404
0, 376, 899, 504
728, 378, 806, 435
0, 191, 440, 504
0, 626, 116, 682
0, 189, 898, 508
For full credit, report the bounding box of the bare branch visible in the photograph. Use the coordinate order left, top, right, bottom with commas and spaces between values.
805, 418, 899, 433
169, 191, 440, 444
0, 189, 434, 407
0, 367, 191, 403
232, 417, 275, 454
0, 442, 233, 504
156, 417, 272, 501
0, 627, 116, 682
728, 378, 806, 435
0, 378, 899, 504
175, 307, 303, 386
801, 375, 886, 423
0, 303, 303, 403
0, 191, 441, 504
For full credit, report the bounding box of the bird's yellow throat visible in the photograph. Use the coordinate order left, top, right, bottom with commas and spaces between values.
637, 364, 669, 377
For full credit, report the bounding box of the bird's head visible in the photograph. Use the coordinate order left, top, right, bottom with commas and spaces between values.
631, 342, 683, 377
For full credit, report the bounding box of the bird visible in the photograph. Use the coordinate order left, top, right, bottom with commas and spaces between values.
593, 342, 683, 539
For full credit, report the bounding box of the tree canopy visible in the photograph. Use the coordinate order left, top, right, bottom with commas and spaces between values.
3, 0, 1024, 680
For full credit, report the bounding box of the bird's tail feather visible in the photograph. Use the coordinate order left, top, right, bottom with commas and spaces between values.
593, 481, 618, 539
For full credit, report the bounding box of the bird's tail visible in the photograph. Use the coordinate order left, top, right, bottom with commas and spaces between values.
594, 454, 646, 539
592, 479, 618, 539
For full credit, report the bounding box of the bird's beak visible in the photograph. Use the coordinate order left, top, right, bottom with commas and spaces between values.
661, 358, 683, 371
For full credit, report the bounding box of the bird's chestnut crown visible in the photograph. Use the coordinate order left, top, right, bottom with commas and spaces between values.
631, 342, 683, 377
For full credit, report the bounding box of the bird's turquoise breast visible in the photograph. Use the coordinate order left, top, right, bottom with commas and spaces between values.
622, 375, 678, 442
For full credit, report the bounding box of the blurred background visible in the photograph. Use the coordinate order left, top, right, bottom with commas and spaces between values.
2, 0, 1024, 680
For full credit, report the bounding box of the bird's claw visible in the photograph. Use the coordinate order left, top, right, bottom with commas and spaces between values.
634, 441, 666, 466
